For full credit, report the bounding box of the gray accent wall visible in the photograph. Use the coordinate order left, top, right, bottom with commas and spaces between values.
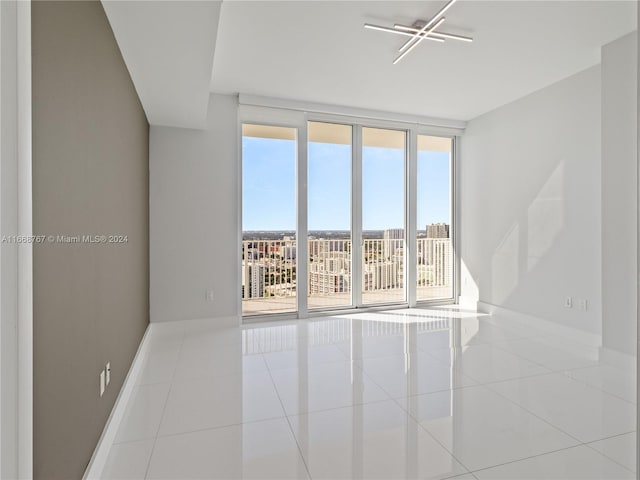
31, 1, 149, 478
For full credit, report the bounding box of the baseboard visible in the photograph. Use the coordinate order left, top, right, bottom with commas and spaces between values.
458, 296, 480, 310
477, 301, 602, 348
83, 323, 152, 479
599, 346, 636, 370
151, 314, 240, 328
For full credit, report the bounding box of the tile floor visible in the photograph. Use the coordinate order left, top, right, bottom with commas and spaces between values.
100, 307, 637, 479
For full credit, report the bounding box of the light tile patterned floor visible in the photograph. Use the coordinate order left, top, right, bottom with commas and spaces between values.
100, 307, 637, 479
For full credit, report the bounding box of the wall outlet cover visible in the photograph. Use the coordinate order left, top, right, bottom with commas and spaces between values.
100, 370, 106, 397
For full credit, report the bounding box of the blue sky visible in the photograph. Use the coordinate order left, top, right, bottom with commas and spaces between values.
242, 136, 450, 231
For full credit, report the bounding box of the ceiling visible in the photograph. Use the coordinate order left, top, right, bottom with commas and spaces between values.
102, 0, 222, 129
103, 1, 636, 128
211, 0, 637, 122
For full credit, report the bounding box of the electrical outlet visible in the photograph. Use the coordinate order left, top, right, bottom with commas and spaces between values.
564, 296, 573, 308
106, 362, 111, 386
206, 290, 215, 302
100, 370, 106, 397
578, 299, 588, 311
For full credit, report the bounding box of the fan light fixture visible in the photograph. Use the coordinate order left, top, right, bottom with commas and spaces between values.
364, 0, 473, 64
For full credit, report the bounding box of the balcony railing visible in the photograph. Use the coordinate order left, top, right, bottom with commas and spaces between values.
242, 237, 452, 315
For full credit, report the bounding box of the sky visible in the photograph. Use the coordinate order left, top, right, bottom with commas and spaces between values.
242, 136, 451, 231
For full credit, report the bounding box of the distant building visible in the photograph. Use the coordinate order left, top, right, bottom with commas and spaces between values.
426, 223, 449, 239
432, 239, 452, 286
242, 261, 265, 299
383, 228, 404, 259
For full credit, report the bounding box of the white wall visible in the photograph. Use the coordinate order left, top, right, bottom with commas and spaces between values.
460, 65, 603, 337
150, 94, 239, 324
601, 32, 638, 357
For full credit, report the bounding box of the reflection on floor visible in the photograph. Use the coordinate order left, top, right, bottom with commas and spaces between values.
100, 307, 637, 479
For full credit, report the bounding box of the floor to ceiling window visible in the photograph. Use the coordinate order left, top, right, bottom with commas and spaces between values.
307, 122, 353, 310
416, 135, 454, 302
241, 124, 298, 316
361, 127, 406, 306
241, 116, 456, 318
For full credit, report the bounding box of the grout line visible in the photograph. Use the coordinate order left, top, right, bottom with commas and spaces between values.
110, 310, 636, 480
390, 394, 473, 474
584, 430, 638, 473
468, 444, 593, 476
283, 397, 395, 420
152, 414, 290, 441
583, 438, 637, 474
143, 327, 186, 480
481, 381, 586, 446
263, 355, 314, 480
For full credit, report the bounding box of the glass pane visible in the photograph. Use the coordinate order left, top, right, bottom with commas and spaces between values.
308, 122, 353, 310
362, 127, 406, 305
242, 124, 297, 315
417, 135, 453, 301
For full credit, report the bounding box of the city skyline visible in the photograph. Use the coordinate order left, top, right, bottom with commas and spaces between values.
242, 136, 451, 231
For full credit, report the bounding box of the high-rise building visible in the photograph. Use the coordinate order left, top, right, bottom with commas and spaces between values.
242, 261, 266, 299
426, 223, 450, 239
432, 239, 452, 286
383, 228, 404, 259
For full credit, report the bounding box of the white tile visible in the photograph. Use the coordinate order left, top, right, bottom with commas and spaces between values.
416, 330, 454, 351
158, 371, 285, 436
482, 315, 549, 338
474, 445, 634, 479
148, 418, 309, 479
494, 336, 599, 372
144, 334, 183, 355
288, 400, 468, 479
114, 383, 171, 443
399, 385, 578, 471
135, 347, 181, 386
173, 342, 267, 381
183, 327, 245, 348
182, 317, 241, 337
460, 319, 538, 346
428, 344, 551, 384
269, 360, 390, 415
106, 307, 637, 480
262, 343, 349, 371
304, 317, 354, 341
101, 439, 154, 480
336, 333, 414, 360
564, 364, 636, 403
150, 321, 186, 339
489, 373, 636, 442
358, 353, 477, 398
589, 432, 637, 473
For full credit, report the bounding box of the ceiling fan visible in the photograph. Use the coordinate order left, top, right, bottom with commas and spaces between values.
364, 0, 473, 65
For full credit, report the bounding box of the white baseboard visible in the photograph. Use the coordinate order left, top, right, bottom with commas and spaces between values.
599, 346, 637, 370
151, 314, 240, 328
83, 324, 152, 479
477, 301, 602, 348
458, 296, 480, 310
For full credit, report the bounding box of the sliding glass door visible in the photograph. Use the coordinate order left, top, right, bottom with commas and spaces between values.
307, 122, 353, 310
241, 124, 298, 316
241, 119, 455, 318
416, 135, 454, 302
361, 127, 406, 306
